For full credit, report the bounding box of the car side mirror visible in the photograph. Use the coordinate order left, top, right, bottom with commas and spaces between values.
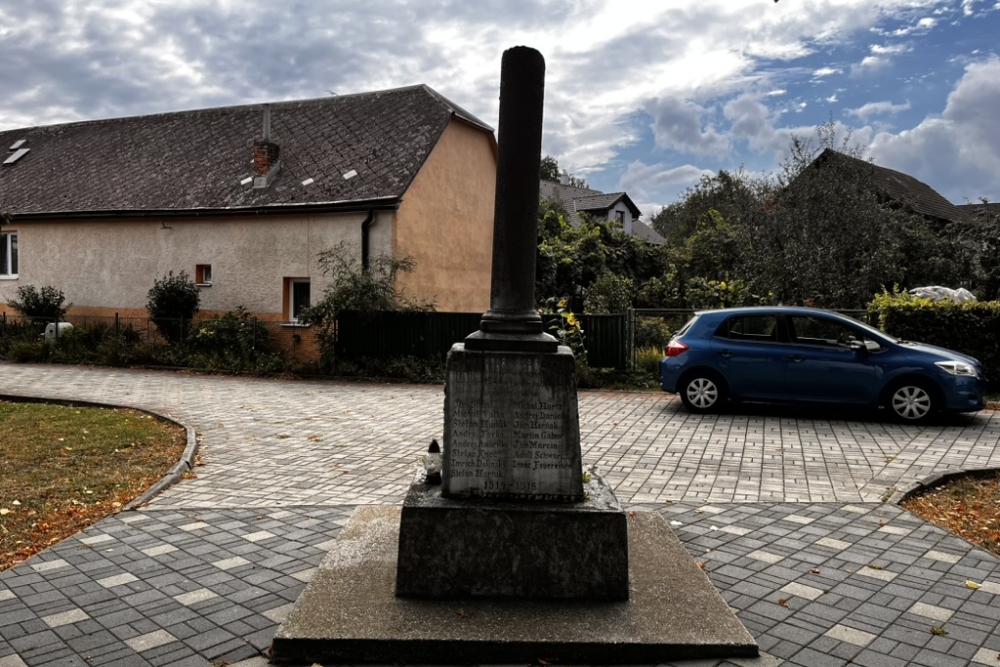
849, 340, 868, 355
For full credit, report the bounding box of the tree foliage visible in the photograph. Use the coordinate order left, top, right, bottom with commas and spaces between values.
538, 155, 588, 188
305, 242, 433, 324
8, 285, 69, 321
305, 242, 435, 365
535, 204, 671, 312
537, 120, 992, 313
146, 272, 200, 344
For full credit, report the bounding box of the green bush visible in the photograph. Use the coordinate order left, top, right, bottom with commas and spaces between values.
8, 340, 52, 363
146, 272, 200, 344
869, 288, 1000, 389
187, 308, 284, 374
635, 317, 672, 350
8, 285, 68, 321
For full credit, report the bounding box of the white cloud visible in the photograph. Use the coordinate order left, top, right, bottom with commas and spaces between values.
869, 56, 1000, 203
871, 43, 911, 55
619, 161, 714, 212
846, 100, 912, 120
826, 93, 839, 103
645, 98, 730, 158
890, 17, 938, 35
813, 67, 842, 77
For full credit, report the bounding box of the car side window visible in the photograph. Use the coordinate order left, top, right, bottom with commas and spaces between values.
787, 315, 883, 351
716, 315, 778, 341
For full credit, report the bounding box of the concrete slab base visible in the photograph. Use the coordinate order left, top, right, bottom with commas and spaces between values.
272, 506, 757, 664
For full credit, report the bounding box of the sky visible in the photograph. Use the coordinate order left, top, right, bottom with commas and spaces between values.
1, 0, 998, 218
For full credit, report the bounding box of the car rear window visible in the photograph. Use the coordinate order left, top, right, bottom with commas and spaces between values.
716, 315, 778, 341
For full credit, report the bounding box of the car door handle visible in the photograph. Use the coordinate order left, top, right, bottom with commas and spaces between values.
718, 350, 732, 358
789, 355, 804, 363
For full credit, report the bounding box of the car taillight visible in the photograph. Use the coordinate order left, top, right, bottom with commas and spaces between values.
665, 340, 689, 357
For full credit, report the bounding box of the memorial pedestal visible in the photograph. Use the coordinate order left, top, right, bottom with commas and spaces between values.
396, 469, 629, 600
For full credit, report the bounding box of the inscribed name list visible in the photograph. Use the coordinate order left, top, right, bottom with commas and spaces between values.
442, 348, 583, 501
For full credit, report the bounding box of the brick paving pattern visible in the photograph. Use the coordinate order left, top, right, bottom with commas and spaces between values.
1, 363, 999, 666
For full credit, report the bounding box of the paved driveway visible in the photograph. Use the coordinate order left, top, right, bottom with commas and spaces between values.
2, 364, 1000, 666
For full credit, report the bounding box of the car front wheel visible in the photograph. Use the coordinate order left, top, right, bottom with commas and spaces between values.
680, 373, 726, 413
887, 382, 936, 422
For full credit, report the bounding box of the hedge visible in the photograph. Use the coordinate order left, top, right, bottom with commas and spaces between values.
868, 289, 1000, 389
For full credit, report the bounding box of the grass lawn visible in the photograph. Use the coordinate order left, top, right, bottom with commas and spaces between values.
0, 401, 186, 571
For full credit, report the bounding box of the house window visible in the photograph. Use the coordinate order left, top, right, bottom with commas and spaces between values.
614, 210, 625, 227
284, 278, 311, 323
0, 233, 17, 278
196, 264, 213, 285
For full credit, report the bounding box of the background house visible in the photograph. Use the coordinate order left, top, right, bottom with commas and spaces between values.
801, 149, 970, 225
538, 178, 664, 244
0, 86, 497, 345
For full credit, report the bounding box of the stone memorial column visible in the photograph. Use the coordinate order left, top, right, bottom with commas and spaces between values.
395, 46, 628, 601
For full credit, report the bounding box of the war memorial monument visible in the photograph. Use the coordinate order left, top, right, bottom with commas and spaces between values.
272, 46, 756, 664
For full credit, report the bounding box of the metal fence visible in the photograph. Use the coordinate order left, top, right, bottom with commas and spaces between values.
2, 307, 873, 372
334, 311, 629, 369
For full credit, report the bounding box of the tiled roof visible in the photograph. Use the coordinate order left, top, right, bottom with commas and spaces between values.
813, 149, 968, 223
0, 85, 493, 218
632, 220, 666, 244
957, 202, 1000, 219
538, 180, 643, 227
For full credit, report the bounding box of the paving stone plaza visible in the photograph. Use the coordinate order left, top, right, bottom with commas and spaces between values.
2, 363, 1000, 666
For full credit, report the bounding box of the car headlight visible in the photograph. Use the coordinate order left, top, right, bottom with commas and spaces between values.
936, 361, 979, 378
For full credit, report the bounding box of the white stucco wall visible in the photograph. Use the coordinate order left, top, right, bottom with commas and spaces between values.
0, 211, 393, 318
604, 202, 634, 234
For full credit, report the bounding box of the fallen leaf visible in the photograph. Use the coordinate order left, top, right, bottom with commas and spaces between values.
777, 598, 789, 608
965, 580, 982, 590
811, 569, 821, 574
930, 626, 948, 636
0, 509, 11, 516
697, 562, 706, 569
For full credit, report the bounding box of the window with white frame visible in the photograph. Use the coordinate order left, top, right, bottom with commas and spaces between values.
285, 278, 311, 323
0, 232, 17, 278
195, 264, 213, 285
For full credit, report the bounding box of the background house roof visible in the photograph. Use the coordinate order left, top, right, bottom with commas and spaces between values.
538, 180, 643, 224
812, 149, 968, 224
957, 201, 1000, 220
0, 85, 494, 218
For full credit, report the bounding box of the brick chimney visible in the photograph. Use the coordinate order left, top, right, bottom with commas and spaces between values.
253, 141, 280, 176
253, 104, 281, 188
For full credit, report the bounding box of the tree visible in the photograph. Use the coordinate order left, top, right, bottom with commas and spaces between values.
8, 285, 68, 321
540, 155, 560, 181
535, 200, 672, 310
305, 242, 433, 322
538, 155, 588, 188
146, 271, 200, 344
304, 242, 435, 362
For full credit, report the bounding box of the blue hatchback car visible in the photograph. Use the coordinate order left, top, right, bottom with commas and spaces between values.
659, 306, 984, 422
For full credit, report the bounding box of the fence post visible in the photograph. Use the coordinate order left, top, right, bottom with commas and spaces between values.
115, 313, 120, 339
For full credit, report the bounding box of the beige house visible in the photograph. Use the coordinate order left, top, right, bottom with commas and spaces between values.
0, 86, 497, 343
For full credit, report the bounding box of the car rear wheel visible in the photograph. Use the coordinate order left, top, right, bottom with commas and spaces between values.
887, 382, 936, 422
680, 373, 726, 413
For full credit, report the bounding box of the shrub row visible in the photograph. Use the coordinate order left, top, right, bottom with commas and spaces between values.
869, 290, 1000, 389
